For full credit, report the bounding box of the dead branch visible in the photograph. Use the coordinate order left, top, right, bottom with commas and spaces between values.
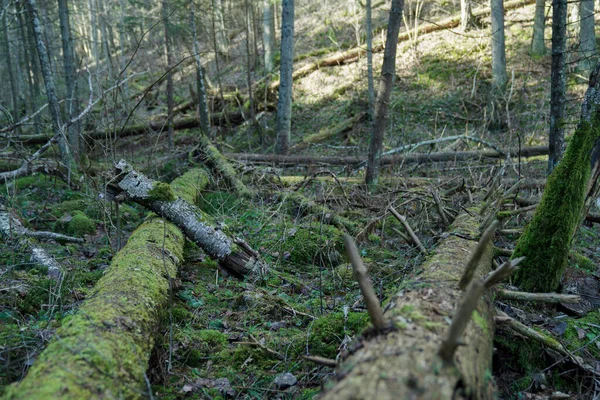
459, 220, 499, 290
388, 206, 427, 254
343, 234, 385, 331
496, 289, 580, 304
483, 257, 525, 288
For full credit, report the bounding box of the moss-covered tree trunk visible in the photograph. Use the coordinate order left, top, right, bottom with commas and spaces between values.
322, 209, 495, 399
512, 62, 600, 292
4, 168, 209, 399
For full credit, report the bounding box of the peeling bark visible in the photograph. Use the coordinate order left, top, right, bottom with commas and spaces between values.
3, 168, 209, 399
109, 160, 260, 276
322, 208, 495, 399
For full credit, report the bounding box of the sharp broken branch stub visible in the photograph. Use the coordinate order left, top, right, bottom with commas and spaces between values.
483, 257, 524, 288
388, 206, 427, 254
459, 220, 499, 290
343, 233, 385, 331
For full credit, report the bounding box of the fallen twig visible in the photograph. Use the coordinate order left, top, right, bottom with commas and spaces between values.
496, 289, 580, 304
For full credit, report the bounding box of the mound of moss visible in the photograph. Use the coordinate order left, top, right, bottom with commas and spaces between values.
308, 311, 369, 358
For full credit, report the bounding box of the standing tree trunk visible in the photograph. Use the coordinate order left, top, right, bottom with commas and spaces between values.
88, 0, 98, 63
262, 0, 276, 74
22, 4, 42, 135
213, 0, 228, 58
578, 0, 596, 74
191, 0, 211, 137
274, 0, 294, 155
25, 0, 74, 175
118, 0, 130, 102
245, 0, 256, 129
548, 0, 567, 173
162, 0, 175, 149
2, 0, 19, 129
460, 0, 475, 31
513, 60, 600, 293
531, 0, 546, 57
490, 0, 507, 90
366, 0, 375, 120
58, 0, 79, 159
365, 0, 404, 186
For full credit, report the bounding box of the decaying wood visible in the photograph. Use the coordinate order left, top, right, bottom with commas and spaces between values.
0, 196, 64, 278
344, 234, 385, 331
388, 206, 427, 254
191, 134, 252, 197
109, 160, 261, 276
285, 191, 358, 233
227, 145, 549, 166
322, 208, 496, 399
3, 168, 208, 399
267, 0, 536, 92
497, 289, 580, 304
290, 113, 365, 152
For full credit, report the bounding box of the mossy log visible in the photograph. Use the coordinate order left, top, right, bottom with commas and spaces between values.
3, 168, 208, 399
267, 0, 535, 91
109, 160, 260, 276
227, 146, 548, 166
283, 191, 358, 234
322, 208, 495, 399
0, 196, 64, 279
289, 113, 365, 152
512, 62, 600, 292
192, 134, 253, 197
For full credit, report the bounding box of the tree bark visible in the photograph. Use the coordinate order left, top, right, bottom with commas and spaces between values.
275, 0, 294, 154
491, 0, 507, 90
512, 60, 600, 292
3, 169, 208, 399
548, 0, 567, 173
2, 0, 19, 129
162, 0, 175, 149
365, 0, 404, 186
530, 0, 546, 57
366, 0, 375, 119
461, 0, 475, 31
25, 0, 74, 175
58, 0, 80, 157
322, 209, 495, 399
262, 0, 276, 73
109, 160, 260, 276
578, 0, 596, 74
191, 0, 211, 137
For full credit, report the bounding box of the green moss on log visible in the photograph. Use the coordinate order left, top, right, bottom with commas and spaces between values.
148, 182, 177, 202
512, 121, 600, 292
308, 312, 369, 358
4, 168, 208, 399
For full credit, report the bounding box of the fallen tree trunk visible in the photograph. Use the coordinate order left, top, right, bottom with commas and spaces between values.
3, 168, 208, 399
267, 0, 536, 91
322, 208, 495, 399
14, 110, 246, 146
108, 160, 260, 276
0, 196, 68, 279
290, 113, 365, 152
227, 145, 548, 166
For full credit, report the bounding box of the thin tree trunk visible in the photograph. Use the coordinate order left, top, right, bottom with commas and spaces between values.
245, 0, 256, 129
118, 0, 130, 102
366, 0, 374, 120
58, 0, 79, 158
513, 60, 600, 292
23, 4, 42, 134
548, 0, 567, 173
262, 0, 275, 73
213, 0, 228, 58
491, 0, 507, 90
2, 0, 19, 129
578, 0, 596, 74
191, 0, 211, 137
25, 0, 73, 175
162, 0, 175, 149
365, 0, 404, 186
98, 0, 113, 75
460, 0, 475, 31
88, 0, 98, 63
274, 0, 294, 154
531, 0, 546, 57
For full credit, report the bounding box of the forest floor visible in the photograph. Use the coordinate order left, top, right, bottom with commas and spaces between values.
3, 1, 600, 399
